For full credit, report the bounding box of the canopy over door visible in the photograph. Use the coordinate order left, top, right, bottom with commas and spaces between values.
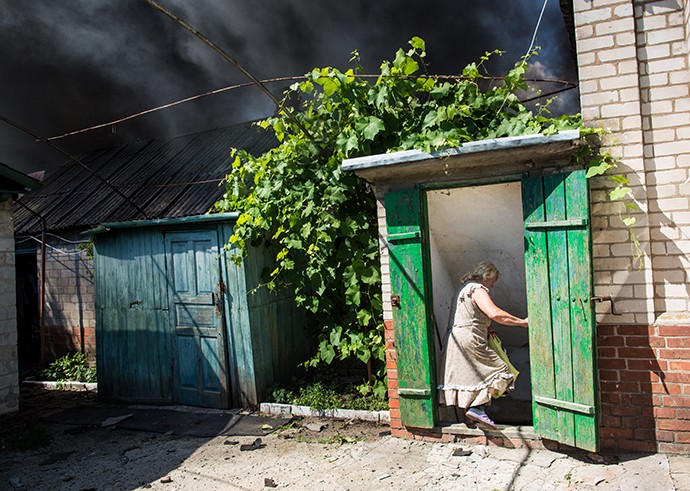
522, 169, 598, 452
166, 229, 229, 408
385, 188, 436, 429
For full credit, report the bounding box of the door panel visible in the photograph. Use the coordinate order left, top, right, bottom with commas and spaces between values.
522, 169, 598, 452
166, 230, 229, 408
385, 188, 436, 429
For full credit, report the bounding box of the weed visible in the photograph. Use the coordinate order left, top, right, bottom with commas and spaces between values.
267, 374, 388, 412
39, 352, 96, 383
292, 382, 341, 411
564, 468, 573, 482
317, 432, 359, 445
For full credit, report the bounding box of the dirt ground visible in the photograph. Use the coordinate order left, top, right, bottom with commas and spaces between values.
3, 386, 689, 491
0, 386, 390, 491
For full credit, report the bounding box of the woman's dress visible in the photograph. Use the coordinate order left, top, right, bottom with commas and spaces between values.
437, 281, 515, 408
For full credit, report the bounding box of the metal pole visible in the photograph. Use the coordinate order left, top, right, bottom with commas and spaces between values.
39, 227, 46, 368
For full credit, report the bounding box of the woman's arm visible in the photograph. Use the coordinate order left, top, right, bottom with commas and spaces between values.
471, 287, 528, 328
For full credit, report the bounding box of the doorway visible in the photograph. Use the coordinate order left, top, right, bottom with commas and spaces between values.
426, 182, 532, 425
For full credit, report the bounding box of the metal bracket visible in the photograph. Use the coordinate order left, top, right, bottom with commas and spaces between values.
591, 295, 621, 316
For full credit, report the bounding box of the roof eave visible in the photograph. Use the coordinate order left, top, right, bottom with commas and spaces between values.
341, 129, 582, 186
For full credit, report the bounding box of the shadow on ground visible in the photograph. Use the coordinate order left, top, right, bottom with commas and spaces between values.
0, 386, 290, 490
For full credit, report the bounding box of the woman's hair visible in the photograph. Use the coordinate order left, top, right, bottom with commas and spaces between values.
459, 261, 500, 284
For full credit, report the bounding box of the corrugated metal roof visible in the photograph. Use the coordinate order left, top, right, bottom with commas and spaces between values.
13, 121, 277, 234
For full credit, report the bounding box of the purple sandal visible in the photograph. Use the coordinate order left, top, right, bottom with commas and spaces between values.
465, 408, 497, 429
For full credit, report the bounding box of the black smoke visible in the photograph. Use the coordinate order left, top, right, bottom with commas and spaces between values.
0, 0, 578, 175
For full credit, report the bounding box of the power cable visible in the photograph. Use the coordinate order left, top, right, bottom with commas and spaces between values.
495, 0, 551, 117
144, 0, 318, 146
45, 74, 576, 142
527, 0, 550, 58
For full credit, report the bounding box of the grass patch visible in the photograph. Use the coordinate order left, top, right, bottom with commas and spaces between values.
268, 370, 388, 412
317, 432, 359, 445
39, 352, 96, 383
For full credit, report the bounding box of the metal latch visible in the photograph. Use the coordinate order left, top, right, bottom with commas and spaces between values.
391, 294, 400, 309
591, 295, 621, 316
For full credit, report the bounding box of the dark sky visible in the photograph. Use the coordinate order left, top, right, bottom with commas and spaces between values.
0, 1, 579, 175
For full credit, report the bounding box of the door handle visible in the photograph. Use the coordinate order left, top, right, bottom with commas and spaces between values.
590, 295, 621, 316
212, 292, 223, 314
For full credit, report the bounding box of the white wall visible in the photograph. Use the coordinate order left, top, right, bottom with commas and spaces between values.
427, 182, 531, 402
427, 182, 528, 342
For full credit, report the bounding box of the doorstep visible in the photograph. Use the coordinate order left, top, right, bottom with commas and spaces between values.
439, 420, 537, 440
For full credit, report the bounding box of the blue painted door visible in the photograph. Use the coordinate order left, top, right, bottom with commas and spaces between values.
165, 229, 229, 408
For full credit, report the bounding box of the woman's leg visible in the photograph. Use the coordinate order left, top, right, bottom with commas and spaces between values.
465, 404, 497, 428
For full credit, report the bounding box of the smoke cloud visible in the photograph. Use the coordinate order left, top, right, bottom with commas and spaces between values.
0, 1, 578, 174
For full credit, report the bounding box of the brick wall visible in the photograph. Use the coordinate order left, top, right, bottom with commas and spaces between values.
41, 232, 95, 363
575, 0, 690, 322
0, 200, 18, 414
598, 322, 690, 453
574, 0, 690, 453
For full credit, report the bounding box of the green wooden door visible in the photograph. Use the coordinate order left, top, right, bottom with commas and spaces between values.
385, 188, 436, 429
522, 169, 598, 452
165, 229, 229, 408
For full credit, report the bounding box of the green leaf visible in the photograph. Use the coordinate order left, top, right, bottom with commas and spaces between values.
356, 116, 385, 141
409, 36, 425, 51
336, 130, 359, 156
586, 161, 613, 178
610, 186, 631, 201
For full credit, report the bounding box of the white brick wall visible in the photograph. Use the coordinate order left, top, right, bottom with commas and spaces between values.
574, 0, 690, 323
375, 187, 394, 321
0, 200, 18, 415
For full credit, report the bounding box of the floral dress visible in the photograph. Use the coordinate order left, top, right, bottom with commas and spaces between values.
437, 281, 515, 408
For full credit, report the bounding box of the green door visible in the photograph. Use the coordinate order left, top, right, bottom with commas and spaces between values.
385, 188, 436, 429
165, 229, 229, 408
522, 169, 598, 452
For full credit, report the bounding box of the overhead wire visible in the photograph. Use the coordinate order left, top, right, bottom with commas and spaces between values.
144, 0, 319, 146
494, 0, 551, 116
45, 74, 576, 142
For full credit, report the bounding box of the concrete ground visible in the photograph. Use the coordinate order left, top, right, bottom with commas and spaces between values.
1, 387, 689, 491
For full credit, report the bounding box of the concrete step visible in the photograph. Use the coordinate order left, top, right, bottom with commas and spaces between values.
439, 421, 537, 440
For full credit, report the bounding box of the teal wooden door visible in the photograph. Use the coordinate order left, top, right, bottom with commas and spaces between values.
522, 169, 598, 452
385, 188, 436, 429
165, 229, 229, 408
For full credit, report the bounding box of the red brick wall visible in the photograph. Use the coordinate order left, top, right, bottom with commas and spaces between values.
45, 325, 96, 363
385, 319, 690, 452
598, 323, 690, 453
385, 320, 405, 436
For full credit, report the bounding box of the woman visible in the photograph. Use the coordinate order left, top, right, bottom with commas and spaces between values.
437, 261, 528, 428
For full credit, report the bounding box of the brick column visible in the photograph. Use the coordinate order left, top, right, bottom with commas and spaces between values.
0, 200, 18, 414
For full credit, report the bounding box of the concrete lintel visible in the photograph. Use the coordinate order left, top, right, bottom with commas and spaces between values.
341, 130, 582, 186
